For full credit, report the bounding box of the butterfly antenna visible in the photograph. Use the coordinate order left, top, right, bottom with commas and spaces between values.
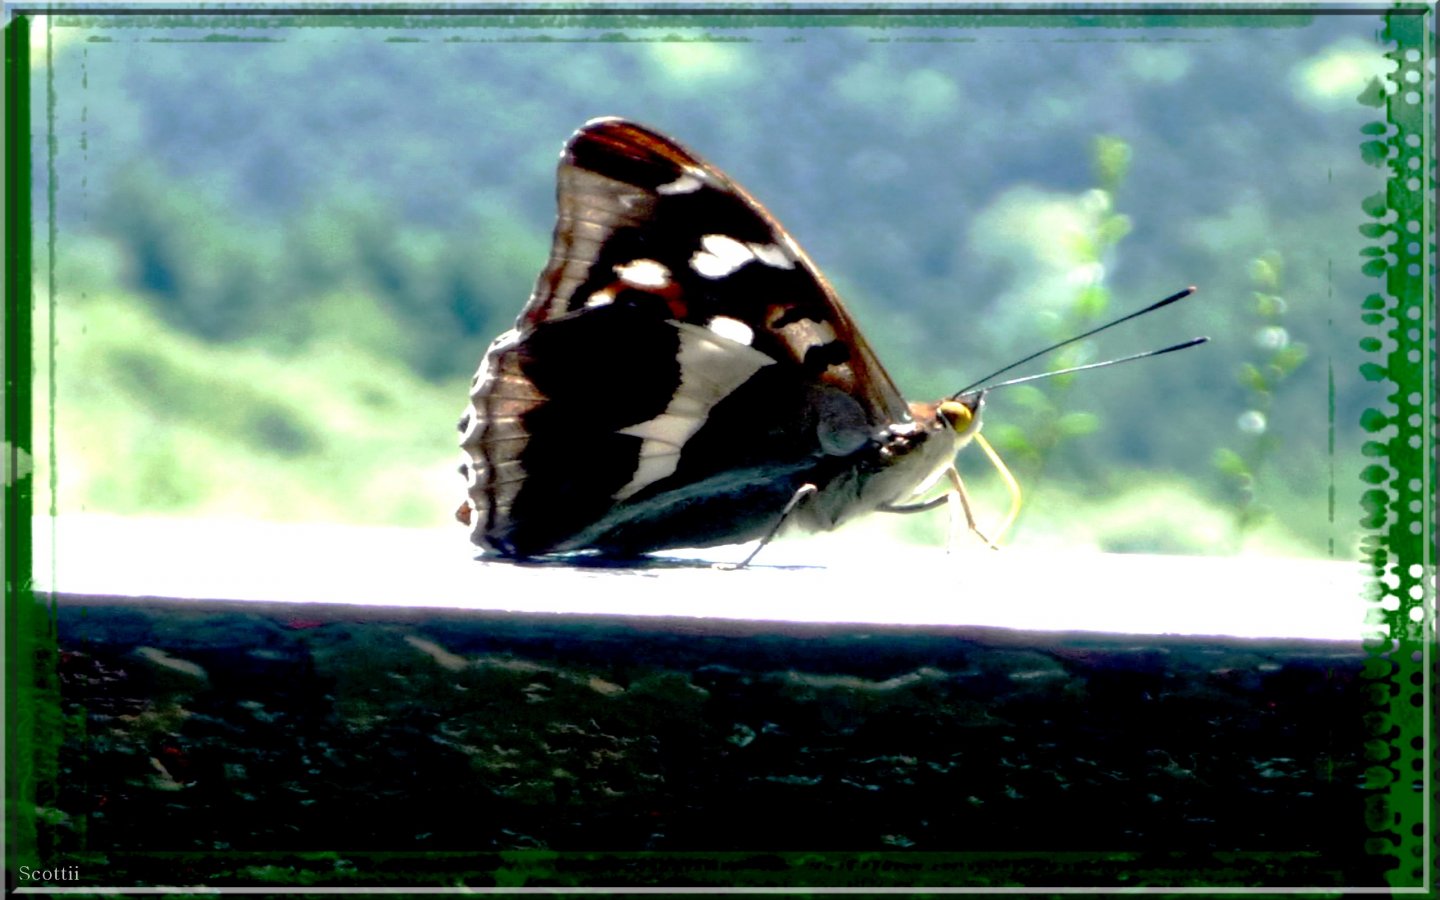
972, 337, 1209, 392
951, 286, 1198, 399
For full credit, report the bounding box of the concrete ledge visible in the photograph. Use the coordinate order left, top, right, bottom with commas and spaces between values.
30, 517, 1383, 888
36, 516, 1368, 639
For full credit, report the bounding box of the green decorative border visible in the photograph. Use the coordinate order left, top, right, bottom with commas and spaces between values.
5, 8, 46, 886
3, 1, 1436, 892
1355, 8, 1436, 893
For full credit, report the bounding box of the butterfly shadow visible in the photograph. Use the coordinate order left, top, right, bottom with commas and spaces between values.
470, 551, 824, 574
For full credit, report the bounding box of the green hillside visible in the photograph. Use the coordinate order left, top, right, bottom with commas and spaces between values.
23, 10, 1407, 557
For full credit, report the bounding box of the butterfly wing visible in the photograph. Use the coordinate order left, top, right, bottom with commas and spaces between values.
459, 118, 918, 557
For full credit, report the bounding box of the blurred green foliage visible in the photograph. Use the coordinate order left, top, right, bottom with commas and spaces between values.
26, 15, 1390, 555
1212, 252, 1310, 548
984, 134, 1136, 504
36, 288, 460, 526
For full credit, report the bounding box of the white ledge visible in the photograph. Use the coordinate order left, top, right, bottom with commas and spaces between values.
31, 515, 1371, 643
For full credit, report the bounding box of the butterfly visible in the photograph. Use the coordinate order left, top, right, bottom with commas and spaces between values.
457, 118, 1197, 561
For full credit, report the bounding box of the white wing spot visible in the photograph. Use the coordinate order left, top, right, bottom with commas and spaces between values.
486, 328, 523, 354
614, 258, 672, 289
707, 315, 755, 346
584, 289, 615, 308
613, 322, 776, 499
623, 453, 682, 496
748, 242, 795, 270
620, 413, 695, 450
691, 234, 755, 279
657, 172, 703, 195
778, 317, 838, 355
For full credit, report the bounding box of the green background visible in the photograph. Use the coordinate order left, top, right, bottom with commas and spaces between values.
27, 9, 1395, 558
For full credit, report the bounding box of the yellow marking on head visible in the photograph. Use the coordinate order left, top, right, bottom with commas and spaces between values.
938, 400, 973, 431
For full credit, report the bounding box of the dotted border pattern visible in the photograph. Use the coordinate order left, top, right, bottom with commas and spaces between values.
1357, 8, 1436, 892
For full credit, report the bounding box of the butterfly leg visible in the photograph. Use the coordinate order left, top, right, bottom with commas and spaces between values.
945, 466, 1001, 552
879, 468, 1001, 550
944, 470, 963, 554
878, 470, 999, 550
726, 482, 818, 570
973, 434, 1022, 545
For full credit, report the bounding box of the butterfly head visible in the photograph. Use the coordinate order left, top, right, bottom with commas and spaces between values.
866, 391, 986, 510
935, 391, 986, 447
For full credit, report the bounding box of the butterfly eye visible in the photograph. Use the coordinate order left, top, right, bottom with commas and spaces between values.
938, 399, 974, 432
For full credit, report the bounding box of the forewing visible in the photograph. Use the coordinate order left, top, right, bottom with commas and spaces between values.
460, 118, 912, 556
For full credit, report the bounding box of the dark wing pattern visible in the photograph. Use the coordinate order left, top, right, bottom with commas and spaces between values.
458, 118, 915, 557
